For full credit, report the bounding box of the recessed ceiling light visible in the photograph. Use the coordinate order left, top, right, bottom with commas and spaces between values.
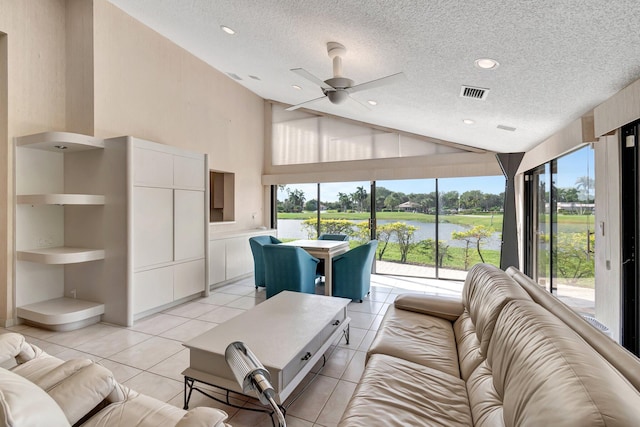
367, 100, 377, 106
220, 25, 235, 35
249, 75, 261, 81
474, 58, 499, 70
463, 119, 475, 125
292, 85, 302, 90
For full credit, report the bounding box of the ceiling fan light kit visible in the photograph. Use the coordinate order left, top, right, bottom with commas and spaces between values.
287, 41, 405, 111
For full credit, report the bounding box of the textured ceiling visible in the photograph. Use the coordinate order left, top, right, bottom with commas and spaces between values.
107, 0, 640, 153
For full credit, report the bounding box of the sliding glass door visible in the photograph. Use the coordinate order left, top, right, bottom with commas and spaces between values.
526, 146, 595, 314
373, 179, 436, 276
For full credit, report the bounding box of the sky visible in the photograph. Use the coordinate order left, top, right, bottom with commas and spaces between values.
278, 176, 506, 203
278, 147, 594, 203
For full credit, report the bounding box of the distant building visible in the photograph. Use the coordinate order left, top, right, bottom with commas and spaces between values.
397, 201, 421, 212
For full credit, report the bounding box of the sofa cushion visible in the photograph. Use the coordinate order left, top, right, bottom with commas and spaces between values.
393, 293, 464, 321
367, 305, 460, 378
0, 367, 70, 427
475, 299, 640, 426
454, 263, 531, 380
338, 353, 473, 427
12, 356, 118, 425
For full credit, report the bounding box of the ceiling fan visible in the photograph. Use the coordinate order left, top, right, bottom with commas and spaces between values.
286, 42, 406, 111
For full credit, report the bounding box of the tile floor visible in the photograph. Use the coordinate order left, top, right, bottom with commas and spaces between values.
2, 274, 463, 427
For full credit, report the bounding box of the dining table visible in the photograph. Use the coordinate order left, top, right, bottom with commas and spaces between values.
281, 239, 350, 296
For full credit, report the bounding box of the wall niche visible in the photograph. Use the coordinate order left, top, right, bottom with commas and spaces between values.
210, 170, 235, 222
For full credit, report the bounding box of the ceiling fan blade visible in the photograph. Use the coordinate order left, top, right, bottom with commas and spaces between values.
346, 95, 371, 111
290, 68, 334, 90
285, 95, 327, 111
347, 72, 407, 94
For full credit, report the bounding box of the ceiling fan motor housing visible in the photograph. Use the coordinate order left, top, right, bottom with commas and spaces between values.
326, 89, 350, 104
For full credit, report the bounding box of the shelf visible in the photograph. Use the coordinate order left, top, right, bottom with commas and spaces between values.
17, 194, 105, 205
16, 131, 104, 152
17, 247, 105, 264
17, 297, 105, 331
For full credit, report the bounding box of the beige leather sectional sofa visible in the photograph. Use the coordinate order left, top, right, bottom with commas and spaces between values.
0, 332, 230, 427
339, 263, 640, 426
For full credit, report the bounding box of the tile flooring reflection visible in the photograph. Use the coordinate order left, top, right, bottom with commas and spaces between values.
3, 274, 462, 427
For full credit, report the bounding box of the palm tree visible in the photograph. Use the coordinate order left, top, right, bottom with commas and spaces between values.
352, 186, 367, 212
575, 176, 594, 202
337, 192, 351, 211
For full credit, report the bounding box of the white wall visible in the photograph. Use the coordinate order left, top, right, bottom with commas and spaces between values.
594, 134, 621, 340
0, 0, 266, 326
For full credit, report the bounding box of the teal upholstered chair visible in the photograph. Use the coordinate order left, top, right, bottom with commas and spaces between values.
263, 244, 320, 299
249, 235, 282, 289
332, 240, 378, 302
318, 233, 349, 241
316, 233, 349, 277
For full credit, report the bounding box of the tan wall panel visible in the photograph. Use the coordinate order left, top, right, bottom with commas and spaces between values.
595, 78, 640, 137
517, 117, 590, 175
65, 0, 94, 135
92, 0, 265, 232
0, 0, 68, 326
262, 151, 502, 185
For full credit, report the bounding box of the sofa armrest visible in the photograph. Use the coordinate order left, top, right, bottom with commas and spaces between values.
175, 407, 230, 427
33, 359, 117, 426
0, 332, 42, 365
394, 293, 463, 321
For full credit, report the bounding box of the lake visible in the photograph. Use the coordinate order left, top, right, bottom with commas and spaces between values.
277, 219, 503, 250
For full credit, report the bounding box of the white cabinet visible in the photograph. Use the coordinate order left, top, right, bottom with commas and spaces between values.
208, 230, 276, 287
15, 132, 106, 331
127, 138, 208, 321
133, 187, 174, 268
175, 190, 205, 261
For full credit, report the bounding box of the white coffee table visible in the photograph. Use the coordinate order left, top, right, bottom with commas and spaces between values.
181, 291, 351, 408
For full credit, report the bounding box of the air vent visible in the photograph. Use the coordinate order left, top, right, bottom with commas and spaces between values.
497, 124, 516, 132
227, 72, 243, 81
460, 85, 489, 100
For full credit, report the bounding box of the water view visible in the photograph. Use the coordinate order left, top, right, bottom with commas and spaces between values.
277, 218, 503, 250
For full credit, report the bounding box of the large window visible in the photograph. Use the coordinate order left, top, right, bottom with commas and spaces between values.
437, 177, 505, 280
526, 146, 595, 314
276, 176, 505, 280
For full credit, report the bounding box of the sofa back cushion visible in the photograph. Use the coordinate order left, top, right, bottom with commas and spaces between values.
506, 266, 640, 393
0, 367, 70, 427
469, 299, 640, 426
454, 263, 531, 379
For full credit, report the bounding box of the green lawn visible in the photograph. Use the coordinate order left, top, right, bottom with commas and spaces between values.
278, 212, 595, 281
280, 211, 594, 230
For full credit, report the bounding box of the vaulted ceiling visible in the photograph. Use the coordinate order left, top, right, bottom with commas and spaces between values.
107, 0, 640, 153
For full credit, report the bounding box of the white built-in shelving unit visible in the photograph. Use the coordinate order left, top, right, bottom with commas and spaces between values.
15, 132, 209, 330
15, 132, 106, 331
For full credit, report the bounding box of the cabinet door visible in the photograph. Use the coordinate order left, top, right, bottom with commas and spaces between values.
133, 147, 173, 187
134, 266, 173, 314
174, 155, 205, 190
133, 187, 173, 269
174, 190, 205, 261
209, 240, 226, 284
225, 237, 252, 279
174, 259, 205, 300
